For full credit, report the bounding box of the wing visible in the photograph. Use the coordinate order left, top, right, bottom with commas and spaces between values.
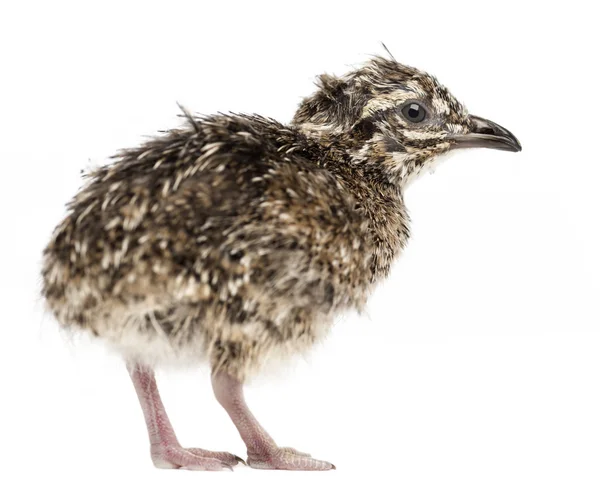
42, 116, 370, 319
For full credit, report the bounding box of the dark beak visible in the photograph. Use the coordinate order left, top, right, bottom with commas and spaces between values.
450, 115, 522, 152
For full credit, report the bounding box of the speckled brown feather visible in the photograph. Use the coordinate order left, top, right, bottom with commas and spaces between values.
42, 56, 470, 380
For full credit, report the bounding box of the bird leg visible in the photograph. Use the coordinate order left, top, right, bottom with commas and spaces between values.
211, 371, 335, 470
127, 362, 242, 470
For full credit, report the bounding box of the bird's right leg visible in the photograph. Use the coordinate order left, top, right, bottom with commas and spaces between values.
212, 370, 335, 470
127, 362, 242, 470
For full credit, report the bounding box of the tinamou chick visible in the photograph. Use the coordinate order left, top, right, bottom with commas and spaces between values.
41, 55, 521, 471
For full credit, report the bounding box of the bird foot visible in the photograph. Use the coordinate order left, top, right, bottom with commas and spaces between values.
151, 444, 244, 471
247, 446, 335, 470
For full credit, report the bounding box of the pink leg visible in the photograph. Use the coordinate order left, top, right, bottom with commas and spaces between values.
211, 371, 335, 471
127, 362, 243, 470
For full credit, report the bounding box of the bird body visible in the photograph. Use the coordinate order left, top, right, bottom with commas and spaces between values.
42, 112, 409, 378
41, 56, 521, 470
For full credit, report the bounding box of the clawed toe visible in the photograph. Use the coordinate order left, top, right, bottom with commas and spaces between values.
151, 445, 240, 471
234, 455, 247, 466
186, 448, 245, 467
247, 447, 335, 471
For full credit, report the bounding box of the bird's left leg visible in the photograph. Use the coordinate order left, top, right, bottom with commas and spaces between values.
212, 370, 335, 471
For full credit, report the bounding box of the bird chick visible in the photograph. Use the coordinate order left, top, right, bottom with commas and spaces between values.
41, 56, 521, 471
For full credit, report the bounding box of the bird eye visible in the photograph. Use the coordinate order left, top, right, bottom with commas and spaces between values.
401, 102, 427, 123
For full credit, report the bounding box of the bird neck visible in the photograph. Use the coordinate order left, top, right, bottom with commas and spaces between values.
299, 127, 411, 280
297, 124, 422, 189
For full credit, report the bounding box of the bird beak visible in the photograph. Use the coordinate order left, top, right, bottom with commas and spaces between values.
450, 115, 522, 152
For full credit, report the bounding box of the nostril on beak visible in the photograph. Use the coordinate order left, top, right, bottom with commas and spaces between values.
478, 126, 496, 136
471, 116, 502, 136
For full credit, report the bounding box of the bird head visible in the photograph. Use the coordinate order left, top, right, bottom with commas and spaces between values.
292, 56, 521, 186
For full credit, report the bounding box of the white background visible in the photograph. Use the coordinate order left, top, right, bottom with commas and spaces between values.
1, 1, 598, 484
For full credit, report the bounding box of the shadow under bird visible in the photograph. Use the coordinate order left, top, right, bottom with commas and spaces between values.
41, 56, 521, 471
